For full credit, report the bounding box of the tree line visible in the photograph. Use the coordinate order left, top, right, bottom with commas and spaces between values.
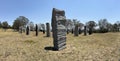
0, 16, 120, 33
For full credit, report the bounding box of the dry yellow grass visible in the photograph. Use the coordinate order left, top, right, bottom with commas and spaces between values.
0, 29, 120, 61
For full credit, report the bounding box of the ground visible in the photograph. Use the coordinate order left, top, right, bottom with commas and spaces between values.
0, 29, 120, 61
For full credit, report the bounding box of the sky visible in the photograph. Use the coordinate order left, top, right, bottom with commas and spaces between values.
0, 0, 120, 25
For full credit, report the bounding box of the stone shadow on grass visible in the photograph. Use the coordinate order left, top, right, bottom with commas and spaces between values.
44, 46, 57, 51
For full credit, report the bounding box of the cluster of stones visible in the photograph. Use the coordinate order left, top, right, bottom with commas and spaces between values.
19, 8, 95, 51
51, 8, 66, 50
23, 23, 51, 37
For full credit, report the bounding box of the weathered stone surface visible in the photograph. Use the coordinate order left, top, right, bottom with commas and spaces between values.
35, 24, 38, 36
51, 8, 66, 50
26, 26, 30, 35
74, 25, 79, 36
84, 26, 87, 36
46, 23, 50, 37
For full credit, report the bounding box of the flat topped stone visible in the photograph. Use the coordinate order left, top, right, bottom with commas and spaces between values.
52, 8, 66, 51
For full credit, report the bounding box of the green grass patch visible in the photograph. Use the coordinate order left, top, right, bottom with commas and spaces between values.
24, 40, 36, 44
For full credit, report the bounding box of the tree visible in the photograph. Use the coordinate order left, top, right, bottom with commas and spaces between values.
12, 16, 29, 31
98, 19, 109, 33
113, 23, 118, 32
114, 21, 120, 32
86, 21, 97, 34
28, 21, 34, 31
73, 19, 80, 26
2, 21, 8, 31
86, 21, 97, 29
107, 23, 113, 32
112, 21, 120, 32
65, 19, 74, 33
78, 22, 84, 34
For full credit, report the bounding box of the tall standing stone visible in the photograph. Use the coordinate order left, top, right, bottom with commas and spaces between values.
71, 28, 74, 34
52, 8, 66, 50
26, 26, 30, 35
35, 24, 38, 36
42, 24, 45, 34
79, 28, 82, 34
67, 29, 69, 34
88, 28, 92, 35
84, 26, 87, 36
46, 23, 50, 37
74, 25, 79, 36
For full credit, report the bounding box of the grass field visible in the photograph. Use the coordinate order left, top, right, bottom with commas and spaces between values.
0, 29, 120, 61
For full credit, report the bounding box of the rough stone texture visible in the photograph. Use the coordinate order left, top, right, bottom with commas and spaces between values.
74, 25, 79, 36
46, 23, 50, 37
84, 26, 87, 36
26, 26, 30, 35
51, 8, 66, 50
35, 24, 38, 36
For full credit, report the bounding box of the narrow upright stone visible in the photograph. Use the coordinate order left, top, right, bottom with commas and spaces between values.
88, 28, 92, 35
84, 26, 87, 36
26, 26, 30, 35
67, 29, 69, 34
51, 8, 66, 50
74, 25, 79, 36
46, 23, 50, 37
35, 24, 38, 36
42, 24, 45, 34
71, 28, 74, 34
79, 28, 82, 34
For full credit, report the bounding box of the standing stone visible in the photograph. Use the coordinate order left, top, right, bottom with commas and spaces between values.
35, 24, 38, 36
42, 24, 45, 34
26, 26, 30, 35
46, 23, 50, 37
74, 25, 79, 36
71, 28, 74, 34
79, 28, 82, 34
67, 29, 69, 34
88, 28, 92, 35
52, 8, 66, 50
84, 26, 87, 36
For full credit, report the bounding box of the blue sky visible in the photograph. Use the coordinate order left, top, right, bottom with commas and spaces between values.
0, 0, 120, 25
